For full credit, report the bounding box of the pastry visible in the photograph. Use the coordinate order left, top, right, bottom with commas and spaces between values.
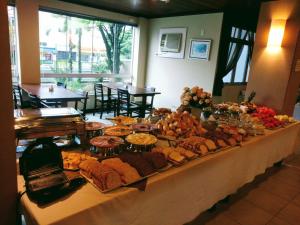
227, 138, 237, 146
79, 159, 122, 191
156, 111, 207, 138
62, 151, 96, 170
104, 125, 132, 136
174, 147, 197, 159
119, 152, 156, 176
126, 133, 157, 145
110, 115, 137, 125
153, 108, 172, 116
102, 158, 141, 184
199, 145, 209, 155
168, 151, 185, 164
204, 139, 217, 151
216, 139, 227, 148
90, 136, 124, 148
142, 152, 168, 169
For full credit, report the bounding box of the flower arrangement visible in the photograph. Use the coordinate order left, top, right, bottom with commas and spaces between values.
180, 86, 213, 109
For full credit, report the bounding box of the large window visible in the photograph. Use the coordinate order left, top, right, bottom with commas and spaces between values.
222, 27, 254, 84
8, 6, 19, 84
39, 11, 134, 91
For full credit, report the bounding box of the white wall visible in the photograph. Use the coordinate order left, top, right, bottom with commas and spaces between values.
146, 13, 223, 109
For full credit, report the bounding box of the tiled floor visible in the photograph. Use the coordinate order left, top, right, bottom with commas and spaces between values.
185, 155, 300, 225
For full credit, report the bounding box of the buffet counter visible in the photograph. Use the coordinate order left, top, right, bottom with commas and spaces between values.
18, 122, 300, 225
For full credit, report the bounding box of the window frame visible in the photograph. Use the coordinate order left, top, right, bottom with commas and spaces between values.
38, 9, 136, 88
223, 28, 254, 85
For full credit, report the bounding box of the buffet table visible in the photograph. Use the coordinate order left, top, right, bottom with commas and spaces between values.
18, 122, 300, 225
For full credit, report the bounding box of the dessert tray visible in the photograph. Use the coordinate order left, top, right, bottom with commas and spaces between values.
80, 172, 122, 193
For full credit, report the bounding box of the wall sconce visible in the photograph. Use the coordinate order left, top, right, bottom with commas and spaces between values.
267, 19, 286, 52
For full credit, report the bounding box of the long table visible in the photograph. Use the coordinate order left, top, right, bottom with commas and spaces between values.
18, 123, 300, 225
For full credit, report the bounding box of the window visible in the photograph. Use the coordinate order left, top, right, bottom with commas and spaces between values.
222, 27, 254, 84
39, 11, 134, 91
8, 6, 20, 84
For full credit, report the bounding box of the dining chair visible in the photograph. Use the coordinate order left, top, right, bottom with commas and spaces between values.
13, 87, 18, 109
117, 89, 143, 117
133, 87, 156, 115
75, 91, 88, 120
28, 95, 51, 109
12, 85, 31, 109
94, 84, 116, 118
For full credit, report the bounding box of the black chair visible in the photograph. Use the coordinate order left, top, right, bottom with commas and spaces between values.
12, 85, 31, 109
13, 87, 18, 109
134, 87, 156, 115
94, 84, 116, 118
117, 89, 143, 117
28, 95, 51, 109
75, 91, 88, 120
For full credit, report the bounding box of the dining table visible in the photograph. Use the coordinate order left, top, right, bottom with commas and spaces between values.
17, 122, 300, 225
102, 83, 161, 117
20, 84, 85, 107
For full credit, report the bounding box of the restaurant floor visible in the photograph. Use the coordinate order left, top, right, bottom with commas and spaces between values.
185, 153, 300, 225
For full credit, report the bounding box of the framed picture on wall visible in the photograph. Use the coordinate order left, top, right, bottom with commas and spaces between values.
157, 27, 187, 59
189, 39, 212, 60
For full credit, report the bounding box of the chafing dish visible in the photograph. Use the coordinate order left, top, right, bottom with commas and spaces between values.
14, 108, 86, 144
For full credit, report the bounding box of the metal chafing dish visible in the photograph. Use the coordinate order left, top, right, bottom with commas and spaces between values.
14, 108, 86, 144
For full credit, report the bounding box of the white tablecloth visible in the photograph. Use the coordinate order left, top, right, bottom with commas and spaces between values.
18, 122, 300, 225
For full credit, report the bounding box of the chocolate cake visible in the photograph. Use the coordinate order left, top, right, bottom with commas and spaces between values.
142, 152, 168, 169
119, 152, 156, 176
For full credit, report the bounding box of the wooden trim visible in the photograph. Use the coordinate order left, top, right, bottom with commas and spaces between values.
41, 73, 132, 79
0, 1, 18, 225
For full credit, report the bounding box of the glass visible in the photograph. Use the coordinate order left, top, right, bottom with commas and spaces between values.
234, 45, 248, 83
8, 6, 19, 84
39, 11, 134, 92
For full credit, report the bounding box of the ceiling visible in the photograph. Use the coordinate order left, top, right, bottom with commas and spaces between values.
60, 0, 273, 18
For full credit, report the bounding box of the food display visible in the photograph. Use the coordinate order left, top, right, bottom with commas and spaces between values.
102, 158, 141, 184
152, 146, 189, 164
152, 108, 172, 116
176, 136, 215, 155
110, 116, 137, 125
239, 113, 265, 135
131, 123, 158, 133
61, 151, 96, 170
251, 107, 284, 129
104, 125, 132, 136
90, 136, 124, 148
119, 152, 156, 176
274, 115, 296, 123
142, 152, 168, 169
85, 122, 109, 131
60, 85, 298, 194
79, 159, 122, 191
157, 111, 207, 138
126, 133, 157, 145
